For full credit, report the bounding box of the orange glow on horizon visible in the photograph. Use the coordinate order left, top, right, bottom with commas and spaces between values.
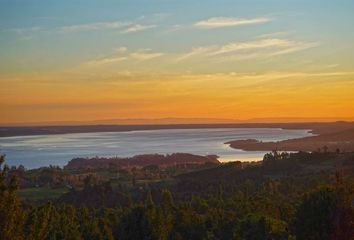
1, 71, 354, 125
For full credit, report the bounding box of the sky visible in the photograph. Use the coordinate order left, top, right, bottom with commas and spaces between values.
1, 0, 354, 124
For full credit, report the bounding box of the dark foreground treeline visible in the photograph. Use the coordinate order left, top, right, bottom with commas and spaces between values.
0, 152, 353, 240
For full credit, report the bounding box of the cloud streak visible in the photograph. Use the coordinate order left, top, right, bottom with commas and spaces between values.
130, 49, 164, 61
194, 17, 271, 29
59, 20, 156, 34
121, 24, 156, 33
60, 21, 131, 33
177, 38, 317, 61
85, 48, 164, 66
86, 57, 127, 66
176, 46, 217, 61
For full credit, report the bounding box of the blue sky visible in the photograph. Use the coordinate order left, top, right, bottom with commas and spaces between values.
1, 0, 353, 73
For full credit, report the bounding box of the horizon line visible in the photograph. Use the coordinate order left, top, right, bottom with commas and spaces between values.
1, 117, 354, 127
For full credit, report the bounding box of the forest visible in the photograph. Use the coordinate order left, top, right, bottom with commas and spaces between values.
0, 150, 353, 240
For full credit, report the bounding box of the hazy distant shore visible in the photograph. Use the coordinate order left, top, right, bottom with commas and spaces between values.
1, 122, 354, 154
227, 122, 354, 152
1, 122, 353, 138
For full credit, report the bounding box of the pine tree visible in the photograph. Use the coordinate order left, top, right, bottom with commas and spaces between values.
0, 155, 25, 240
146, 190, 154, 209
24, 202, 53, 240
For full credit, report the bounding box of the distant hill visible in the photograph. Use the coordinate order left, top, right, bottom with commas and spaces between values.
65, 153, 220, 170
0, 118, 240, 127
227, 127, 354, 152
177, 152, 354, 184
1, 121, 354, 137
2, 117, 353, 127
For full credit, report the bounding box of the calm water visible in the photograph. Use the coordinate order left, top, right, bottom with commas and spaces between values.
0, 128, 312, 169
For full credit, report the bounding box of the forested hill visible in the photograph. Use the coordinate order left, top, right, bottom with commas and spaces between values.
1, 151, 353, 240
65, 153, 219, 169
178, 151, 354, 183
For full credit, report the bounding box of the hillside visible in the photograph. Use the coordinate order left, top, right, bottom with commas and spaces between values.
227, 126, 354, 152
65, 153, 220, 170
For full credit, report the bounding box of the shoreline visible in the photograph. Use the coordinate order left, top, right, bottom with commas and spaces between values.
226, 123, 354, 152
1, 121, 353, 138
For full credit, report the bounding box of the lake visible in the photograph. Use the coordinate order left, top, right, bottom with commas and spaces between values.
0, 128, 312, 169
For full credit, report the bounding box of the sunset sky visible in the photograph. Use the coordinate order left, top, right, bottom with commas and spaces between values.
1, 0, 354, 124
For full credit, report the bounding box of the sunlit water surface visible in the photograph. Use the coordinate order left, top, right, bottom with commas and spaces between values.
0, 128, 312, 169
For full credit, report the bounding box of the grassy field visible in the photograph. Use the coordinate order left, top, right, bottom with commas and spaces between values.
18, 187, 69, 201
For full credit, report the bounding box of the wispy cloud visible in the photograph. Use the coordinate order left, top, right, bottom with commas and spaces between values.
258, 31, 292, 39
86, 57, 127, 66
194, 17, 271, 29
3, 26, 43, 40
121, 24, 156, 33
268, 42, 317, 57
210, 38, 291, 56
116, 47, 128, 54
7, 26, 42, 34
59, 20, 156, 34
130, 49, 164, 61
176, 46, 217, 61
164, 24, 184, 33
5, 16, 159, 36
177, 38, 317, 61
85, 48, 164, 66
59, 21, 131, 33
212, 38, 317, 58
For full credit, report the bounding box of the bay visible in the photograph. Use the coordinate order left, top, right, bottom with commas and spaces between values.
0, 128, 312, 169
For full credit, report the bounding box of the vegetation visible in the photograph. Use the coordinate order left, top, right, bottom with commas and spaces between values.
0, 151, 353, 239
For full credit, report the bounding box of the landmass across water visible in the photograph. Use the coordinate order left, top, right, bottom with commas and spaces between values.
226, 121, 354, 152
1, 121, 354, 153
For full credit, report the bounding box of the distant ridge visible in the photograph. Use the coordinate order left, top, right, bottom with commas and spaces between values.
1, 121, 354, 138
0, 118, 238, 127
1, 117, 353, 127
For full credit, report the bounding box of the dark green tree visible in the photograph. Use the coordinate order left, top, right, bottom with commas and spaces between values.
294, 188, 337, 240
24, 203, 53, 240
0, 155, 25, 240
